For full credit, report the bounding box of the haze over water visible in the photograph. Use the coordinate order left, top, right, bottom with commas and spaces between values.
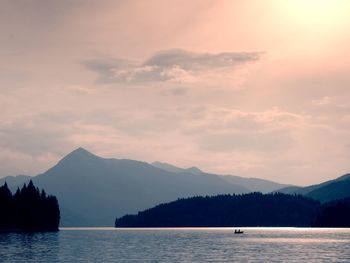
1, 228, 349, 262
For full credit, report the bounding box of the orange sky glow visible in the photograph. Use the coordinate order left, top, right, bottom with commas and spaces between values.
1, 0, 350, 185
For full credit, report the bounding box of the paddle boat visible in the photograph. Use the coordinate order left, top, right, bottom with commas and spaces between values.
234, 229, 244, 234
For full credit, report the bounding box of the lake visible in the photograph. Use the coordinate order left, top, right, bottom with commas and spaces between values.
0, 228, 349, 262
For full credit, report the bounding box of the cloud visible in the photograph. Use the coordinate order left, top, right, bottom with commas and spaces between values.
311, 96, 332, 106
0, 118, 73, 156
185, 107, 303, 153
185, 107, 305, 135
64, 84, 94, 95
199, 129, 293, 153
83, 49, 261, 84
144, 49, 261, 69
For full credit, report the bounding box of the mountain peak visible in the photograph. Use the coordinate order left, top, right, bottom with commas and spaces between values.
73, 147, 90, 153
60, 147, 99, 163
70, 147, 95, 155
151, 162, 203, 175
185, 167, 203, 175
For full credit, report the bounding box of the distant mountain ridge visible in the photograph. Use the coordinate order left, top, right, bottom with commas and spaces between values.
275, 173, 350, 202
3, 147, 348, 226
151, 161, 291, 193
5, 148, 252, 226
0, 175, 31, 190
151, 162, 204, 175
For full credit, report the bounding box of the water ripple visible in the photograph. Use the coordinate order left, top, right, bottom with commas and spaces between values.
0, 228, 349, 262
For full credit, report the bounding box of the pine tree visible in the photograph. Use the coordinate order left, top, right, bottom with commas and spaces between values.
0, 181, 60, 232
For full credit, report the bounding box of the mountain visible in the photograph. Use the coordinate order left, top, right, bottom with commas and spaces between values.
8, 148, 248, 227
152, 161, 291, 193
306, 180, 350, 203
115, 192, 320, 227
275, 174, 350, 202
151, 162, 203, 175
219, 175, 291, 194
0, 175, 32, 190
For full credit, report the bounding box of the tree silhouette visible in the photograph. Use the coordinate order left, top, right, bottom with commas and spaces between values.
0, 180, 60, 232
313, 198, 350, 227
115, 192, 321, 227
116, 192, 350, 228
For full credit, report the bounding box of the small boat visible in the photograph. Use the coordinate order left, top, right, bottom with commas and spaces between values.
234, 229, 244, 234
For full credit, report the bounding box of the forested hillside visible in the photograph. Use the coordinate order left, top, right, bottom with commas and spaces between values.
115, 193, 320, 227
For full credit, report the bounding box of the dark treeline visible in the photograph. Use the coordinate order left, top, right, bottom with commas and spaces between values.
0, 181, 60, 232
115, 193, 322, 227
313, 198, 350, 227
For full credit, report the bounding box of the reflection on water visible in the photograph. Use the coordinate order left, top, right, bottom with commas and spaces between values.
0, 228, 349, 262
0, 232, 60, 262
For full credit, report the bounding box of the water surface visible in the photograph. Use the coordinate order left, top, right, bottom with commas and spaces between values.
0, 228, 349, 262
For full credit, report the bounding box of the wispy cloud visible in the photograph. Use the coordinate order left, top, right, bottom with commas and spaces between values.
83, 49, 261, 84
312, 96, 332, 106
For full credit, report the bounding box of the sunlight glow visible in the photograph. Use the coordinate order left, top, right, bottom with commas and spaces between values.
280, 0, 350, 25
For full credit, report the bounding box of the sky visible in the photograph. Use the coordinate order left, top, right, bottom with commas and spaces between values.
1, 0, 350, 185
